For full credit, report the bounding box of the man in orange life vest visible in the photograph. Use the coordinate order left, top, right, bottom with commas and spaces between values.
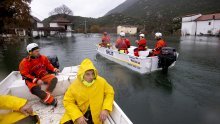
100, 32, 111, 48
115, 32, 131, 54
134, 33, 147, 57
19, 43, 60, 106
149, 32, 167, 56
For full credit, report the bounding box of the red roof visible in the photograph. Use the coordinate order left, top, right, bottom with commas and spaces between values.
196, 13, 220, 21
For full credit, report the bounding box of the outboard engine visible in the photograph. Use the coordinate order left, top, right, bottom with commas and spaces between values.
47, 55, 60, 69
158, 47, 177, 72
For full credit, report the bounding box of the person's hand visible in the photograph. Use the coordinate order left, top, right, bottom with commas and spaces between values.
19, 102, 33, 116
100, 110, 109, 122
54, 68, 60, 73
37, 79, 44, 85
76, 116, 88, 124
135, 40, 139, 43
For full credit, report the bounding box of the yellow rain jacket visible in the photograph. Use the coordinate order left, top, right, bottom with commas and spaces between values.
0, 95, 28, 123
61, 59, 114, 124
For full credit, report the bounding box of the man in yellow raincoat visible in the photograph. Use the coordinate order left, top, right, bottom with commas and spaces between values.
0, 95, 38, 124
61, 59, 115, 124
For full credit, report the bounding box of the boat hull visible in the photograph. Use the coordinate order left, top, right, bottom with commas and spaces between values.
97, 46, 177, 74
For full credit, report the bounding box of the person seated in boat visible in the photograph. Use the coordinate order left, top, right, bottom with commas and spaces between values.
19, 43, 60, 107
149, 32, 167, 57
60, 58, 114, 124
99, 32, 111, 48
115, 32, 131, 54
0, 95, 39, 124
134, 33, 147, 57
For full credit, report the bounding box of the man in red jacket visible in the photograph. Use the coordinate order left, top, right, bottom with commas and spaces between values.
134, 33, 147, 56
100, 32, 111, 48
115, 32, 131, 54
19, 43, 59, 106
149, 32, 167, 56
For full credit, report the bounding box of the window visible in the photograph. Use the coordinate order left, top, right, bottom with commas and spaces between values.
208, 22, 211, 25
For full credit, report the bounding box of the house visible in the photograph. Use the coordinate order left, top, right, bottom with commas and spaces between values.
30, 16, 44, 37
49, 17, 73, 37
181, 13, 220, 36
117, 25, 137, 35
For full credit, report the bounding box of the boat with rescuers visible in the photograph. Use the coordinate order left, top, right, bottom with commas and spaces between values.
96, 45, 178, 74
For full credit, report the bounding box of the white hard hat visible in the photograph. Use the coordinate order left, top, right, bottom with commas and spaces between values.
120, 32, 125, 37
139, 34, 145, 37
155, 32, 162, 37
26, 43, 39, 53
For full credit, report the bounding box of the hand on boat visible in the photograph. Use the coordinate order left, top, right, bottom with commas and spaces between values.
54, 68, 60, 73
19, 102, 33, 116
99, 110, 109, 122
76, 116, 88, 124
37, 79, 44, 85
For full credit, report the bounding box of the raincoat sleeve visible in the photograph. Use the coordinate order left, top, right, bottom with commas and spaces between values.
0, 95, 27, 111
19, 61, 36, 82
43, 56, 55, 72
63, 85, 83, 122
102, 80, 115, 112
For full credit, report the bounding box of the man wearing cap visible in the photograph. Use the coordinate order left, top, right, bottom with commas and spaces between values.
149, 32, 167, 56
115, 32, 131, 54
134, 33, 147, 57
19, 43, 59, 106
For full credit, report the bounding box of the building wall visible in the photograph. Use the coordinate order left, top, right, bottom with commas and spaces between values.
181, 22, 197, 35
32, 31, 44, 37
50, 23, 59, 27
213, 20, 220, 35
196, 20, 215, 35
117, 26, 137, 35
37, 23, 44, 28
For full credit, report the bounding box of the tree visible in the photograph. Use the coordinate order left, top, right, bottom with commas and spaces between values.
49, 5, 73, 16
0, 0, 32, 34
90, 25, 101, 33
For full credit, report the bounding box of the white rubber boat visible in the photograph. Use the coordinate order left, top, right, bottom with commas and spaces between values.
97, 45, 178, 74
0, 66, 133, 124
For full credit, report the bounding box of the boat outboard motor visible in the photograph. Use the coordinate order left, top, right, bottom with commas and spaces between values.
158, 47, 177, 72
47, 55, 60, 73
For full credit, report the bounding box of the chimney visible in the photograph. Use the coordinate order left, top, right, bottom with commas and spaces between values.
213, 15, 216, 20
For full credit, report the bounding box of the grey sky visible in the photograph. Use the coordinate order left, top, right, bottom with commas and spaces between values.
30, 0, 125, 21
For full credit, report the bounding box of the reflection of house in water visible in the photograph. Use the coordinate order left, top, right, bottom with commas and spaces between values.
30, 16, 45, 38
181, 13, 220, 36
49, 17, 73, 37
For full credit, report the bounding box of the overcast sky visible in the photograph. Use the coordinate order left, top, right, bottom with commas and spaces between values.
30, 0, 125, 21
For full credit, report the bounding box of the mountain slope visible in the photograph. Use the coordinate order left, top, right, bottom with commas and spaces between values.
106, 0, 220, 33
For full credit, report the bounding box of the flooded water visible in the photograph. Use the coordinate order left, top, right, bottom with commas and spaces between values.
0, 34, 220, 124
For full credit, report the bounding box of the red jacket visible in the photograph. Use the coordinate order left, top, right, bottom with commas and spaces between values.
19, 55, 55, 83
101, 36, 110, 47
115, 38, 131, 50
153, 39, 167, 55
137, 39, 147, 51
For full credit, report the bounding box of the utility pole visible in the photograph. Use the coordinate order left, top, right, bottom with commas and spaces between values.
84, 20, 87, 34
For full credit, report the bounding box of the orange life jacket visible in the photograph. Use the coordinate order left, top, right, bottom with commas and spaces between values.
19, 55, 55, 82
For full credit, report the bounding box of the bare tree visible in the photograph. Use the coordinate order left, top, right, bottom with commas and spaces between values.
49, 4, 73, 16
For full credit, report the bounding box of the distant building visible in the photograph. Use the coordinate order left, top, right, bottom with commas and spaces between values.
181, 13, 220, 36
30, 16, 44, 37
117, 25, 137, 35
49, 17, 73, 37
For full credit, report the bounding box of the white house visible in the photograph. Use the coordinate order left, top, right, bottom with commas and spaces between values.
31, 16, 44, 37
49, 17, 72, 37
117, 25, 137, 35
181, 13, 220, 36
